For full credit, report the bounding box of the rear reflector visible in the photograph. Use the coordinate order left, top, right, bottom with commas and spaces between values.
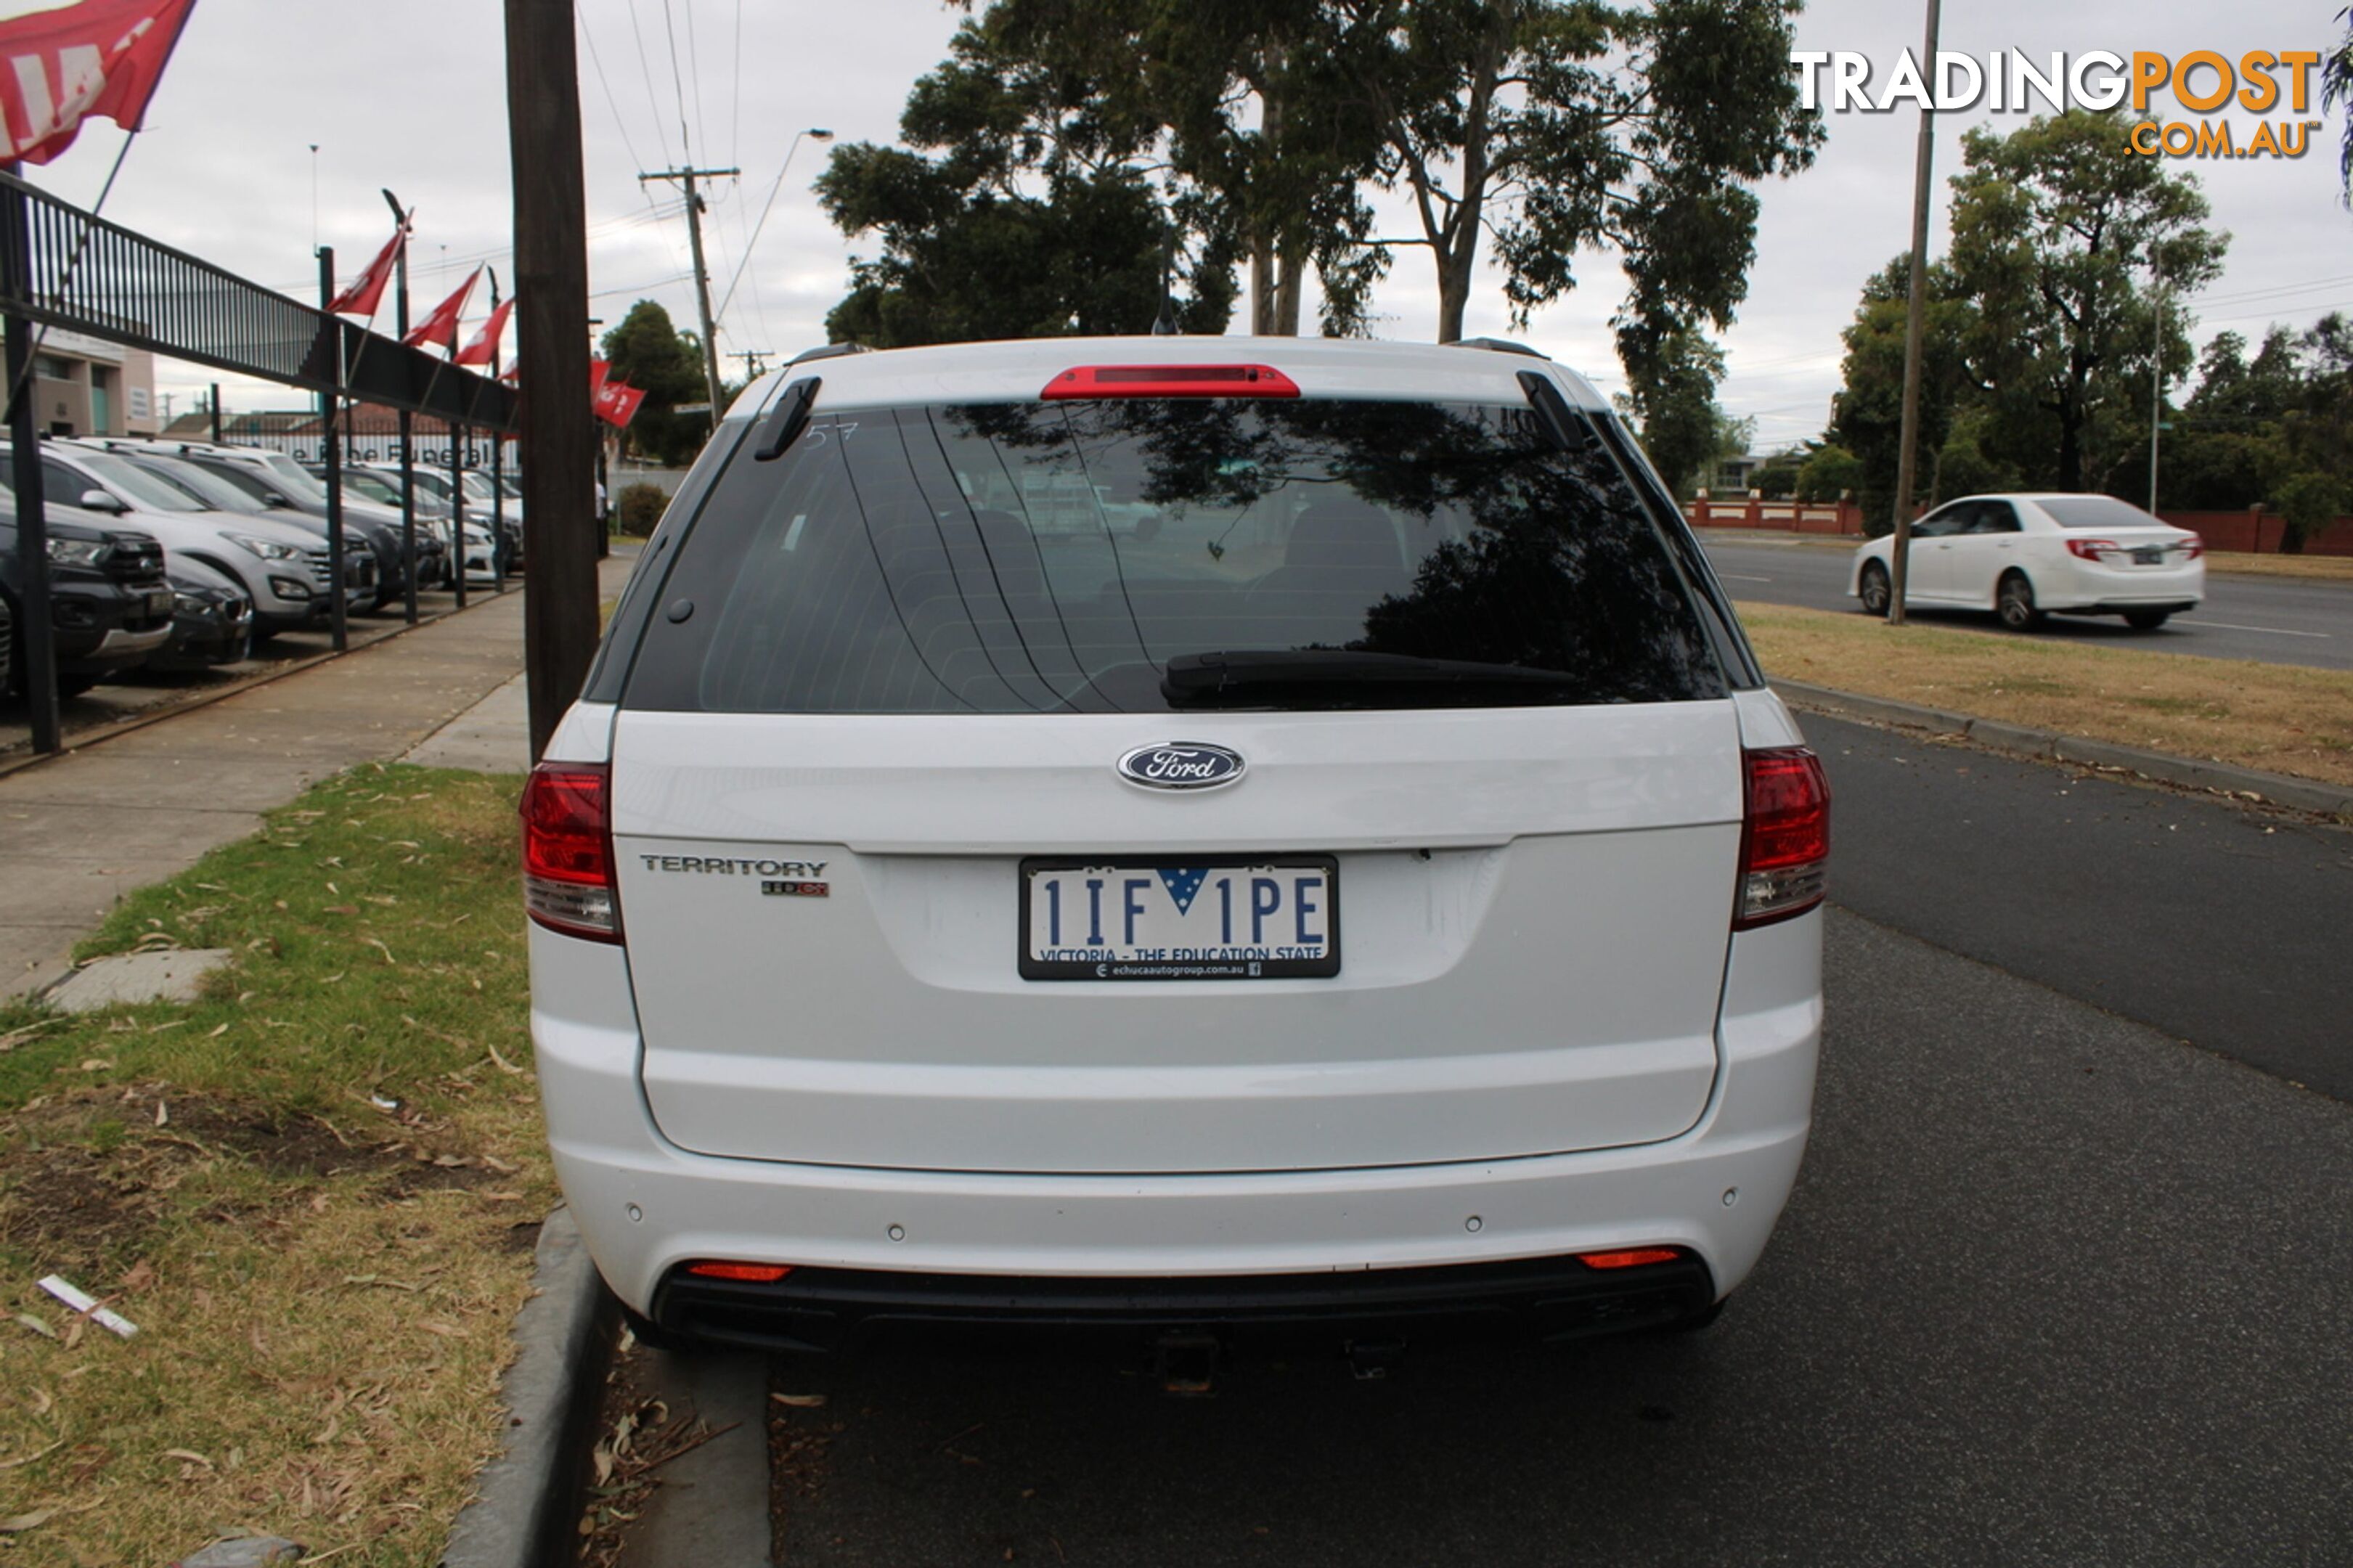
1736, 746, 1830, 929
521, 762, 621, 942
1041, 364, 1301, 400
1576, 1248, 1683, 1270
685, 1261, 795, 1283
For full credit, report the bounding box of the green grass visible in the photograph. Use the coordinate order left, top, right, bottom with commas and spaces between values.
0, 764, 555, 1567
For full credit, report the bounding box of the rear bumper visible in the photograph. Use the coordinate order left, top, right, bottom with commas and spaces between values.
2042, 560, 2203, 610
651, 1251, 1716, 1353
531, 911, 1821, 1328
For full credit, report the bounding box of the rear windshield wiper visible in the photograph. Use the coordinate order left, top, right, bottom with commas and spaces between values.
1162, 650, 1585, 708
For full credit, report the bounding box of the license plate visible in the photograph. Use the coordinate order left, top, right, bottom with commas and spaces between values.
1020, 858, 1339, 981
147, 589, 174, 616
2132, 547, 2163, 565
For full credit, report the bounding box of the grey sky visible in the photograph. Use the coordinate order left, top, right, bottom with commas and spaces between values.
12, 0, 2348, 447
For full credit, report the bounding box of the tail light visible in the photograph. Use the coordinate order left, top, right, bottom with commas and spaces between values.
521, 762, 621, 942
2064, 538, 2118, 561
1041, 364, 1302, 400
1575, 1248, 1684, 1270
1736, 747, 1830, 929
685, 1260, 794, 1283
2177, 534, 2205, 558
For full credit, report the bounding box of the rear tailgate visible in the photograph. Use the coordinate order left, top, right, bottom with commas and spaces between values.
613, 701, 1740, 1175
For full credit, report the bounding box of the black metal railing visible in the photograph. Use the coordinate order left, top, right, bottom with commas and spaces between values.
0, 168, 515, 432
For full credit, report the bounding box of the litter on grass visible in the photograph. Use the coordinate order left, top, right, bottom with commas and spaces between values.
36, 1274, 139, 1338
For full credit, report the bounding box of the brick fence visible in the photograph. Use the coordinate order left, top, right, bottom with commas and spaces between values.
1686, 498, 2353, 557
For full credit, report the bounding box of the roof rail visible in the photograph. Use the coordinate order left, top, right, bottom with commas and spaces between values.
1447, 337, 1550, 361
787, 342, 873, 367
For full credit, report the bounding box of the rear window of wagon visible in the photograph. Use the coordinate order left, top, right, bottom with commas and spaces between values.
617, 396, 1732, 715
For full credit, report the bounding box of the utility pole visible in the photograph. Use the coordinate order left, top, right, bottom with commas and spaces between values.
637, 162, 737, 421
730, 348, 770, 382
1886, 0, 1942, 627
2148, 256, 2164, 515
506, 0, 598, 762
209, 380, 221, 445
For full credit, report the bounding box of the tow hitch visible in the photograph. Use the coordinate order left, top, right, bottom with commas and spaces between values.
1151, 1331, 1221, 1395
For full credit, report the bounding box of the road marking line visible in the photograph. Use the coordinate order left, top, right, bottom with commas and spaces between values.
1716, 572, 1774, 582
2192, 621, 2331, 638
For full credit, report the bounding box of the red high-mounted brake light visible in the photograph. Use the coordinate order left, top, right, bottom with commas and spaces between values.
685, 1261, 794, 1283
1736, 746, 1830, 930
521, 762, 621, 942
1041, 364, 1302, 400
2065, 537, 2118, 561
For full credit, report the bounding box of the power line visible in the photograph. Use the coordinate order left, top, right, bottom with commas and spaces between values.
2185, 271, 2353, 308
658, 0, 693, 157
576, 4, 647, 175
622, 0, 675, 169
592, 272, 696, 299
683, 0, 711, 182
729, 0, 743, 172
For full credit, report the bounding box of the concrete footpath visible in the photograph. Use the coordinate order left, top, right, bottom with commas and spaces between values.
1, 552, 637, 996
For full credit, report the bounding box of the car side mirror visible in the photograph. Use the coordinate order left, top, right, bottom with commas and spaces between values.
79, 489, 127, 513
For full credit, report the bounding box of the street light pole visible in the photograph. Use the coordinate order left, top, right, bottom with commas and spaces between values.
714, 128, 833, 327
383, 188, 418, 624
2148, 256, 2164, 515
1886, 0, 1942, 627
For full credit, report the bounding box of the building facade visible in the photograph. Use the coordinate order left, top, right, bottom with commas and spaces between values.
28, 328, 162, 438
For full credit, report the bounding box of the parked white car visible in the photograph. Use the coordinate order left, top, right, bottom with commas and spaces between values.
1, 441, 349, 635
1849, 493, 2205, 631
526, 337, 1828, 1359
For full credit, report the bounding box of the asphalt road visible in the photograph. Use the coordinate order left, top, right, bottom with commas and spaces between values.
619, 714, 2353, 1565
751, 910, 2352, 1567
1810, 714, 2353, 1101
1700, 536, 2353, 671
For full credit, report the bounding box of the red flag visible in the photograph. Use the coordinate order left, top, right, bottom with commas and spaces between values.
404, 265, 481, 351
327, 224, 405, 317
589, 357, 611, 396
0, 0, 195, 166
593, 380, 646, 428
453, 295, 514, 367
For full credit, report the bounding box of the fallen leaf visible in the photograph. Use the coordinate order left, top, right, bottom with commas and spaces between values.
0, 1440, 61, 1473
15, 1314, 57, 1340
0, 1509, 54, 1533
324, 906, 359, 917
771, 1393, 828, 1408
161, 1448, 214, 1467
207, 1022, 230, 1038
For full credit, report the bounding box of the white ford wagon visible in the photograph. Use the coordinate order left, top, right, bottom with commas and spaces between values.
526, 335, 1827, 1359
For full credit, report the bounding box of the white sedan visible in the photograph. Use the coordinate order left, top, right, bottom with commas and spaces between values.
1850, 493, 2204, 631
